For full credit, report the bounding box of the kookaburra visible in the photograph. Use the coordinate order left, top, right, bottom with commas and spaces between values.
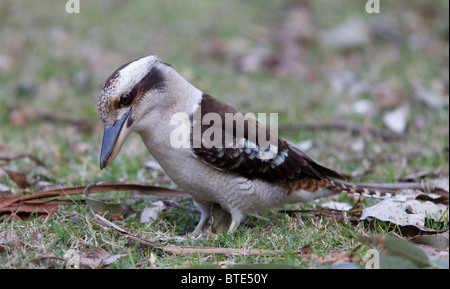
98, 55, 392, 235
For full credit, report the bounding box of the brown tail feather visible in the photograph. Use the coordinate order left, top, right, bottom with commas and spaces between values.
285, 177, 395, 198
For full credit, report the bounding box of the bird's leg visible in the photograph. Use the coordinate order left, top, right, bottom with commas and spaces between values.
211, 203, 231, 233
227, 209, 245, 233
191, 200, 212, 236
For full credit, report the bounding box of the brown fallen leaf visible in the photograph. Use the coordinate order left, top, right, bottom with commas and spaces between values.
9, 109, 32, 126
0, 183, 190, 218
2, 169, 32, 189
0, 203, 58, 216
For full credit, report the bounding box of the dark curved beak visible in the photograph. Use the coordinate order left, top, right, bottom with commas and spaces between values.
100, 108, 133, 170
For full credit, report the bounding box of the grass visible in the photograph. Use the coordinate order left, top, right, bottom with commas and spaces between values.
0, 0, 449, 268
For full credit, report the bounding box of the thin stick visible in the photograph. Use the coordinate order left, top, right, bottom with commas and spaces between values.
279, 122, 404, 140
163, 245, 283, 256
0, 153, 47, 167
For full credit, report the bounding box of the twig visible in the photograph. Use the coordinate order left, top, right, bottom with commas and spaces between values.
93, 214, 161, 252
397, 167, 446, 182
36, 111, 94, 133
162, 200, 199, 213
163, 245, 283, 256
280, 208, 357, 221
279, 122, 404, 141
0, 153, 47, 167
248, 213, 271, 223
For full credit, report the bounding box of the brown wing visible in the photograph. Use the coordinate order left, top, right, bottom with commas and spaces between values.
190, 94, 346, 183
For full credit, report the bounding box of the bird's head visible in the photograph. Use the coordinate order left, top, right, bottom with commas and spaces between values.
97, 55, 168, 170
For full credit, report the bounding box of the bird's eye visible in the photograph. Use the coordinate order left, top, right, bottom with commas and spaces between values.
120, 93, 132, 106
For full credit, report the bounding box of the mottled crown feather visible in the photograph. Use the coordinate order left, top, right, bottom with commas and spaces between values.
97, 55, 163, 125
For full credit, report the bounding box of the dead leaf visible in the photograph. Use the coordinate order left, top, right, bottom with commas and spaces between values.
0, 203, 58, 216
329, 71, 370, 97
410, 80, 449, 110
360, 194, 449, 235
0, 183, 190, 219
415, 244, 449, 261
0, 232, 24, 251
321, 201, 352, 212
299, 244, 358, 265
323, 251, 358, 264
9, 109, 32, 126
0, 183, 11, 194
360, 235, 445, 269
296, 139, 313, 152
372, 85, 405, 110
383, 105, 409, 134
410, 234, 449, 252
2, 169, 32, 189
352, 99, 374, 116
79, 246, 127, 268
299, 244, 320, 261
140, 200, 167, 223
430, 178, 450, 193
382, 235, 433, 268
415, 193, 449, 205
320, 18, 371, 49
